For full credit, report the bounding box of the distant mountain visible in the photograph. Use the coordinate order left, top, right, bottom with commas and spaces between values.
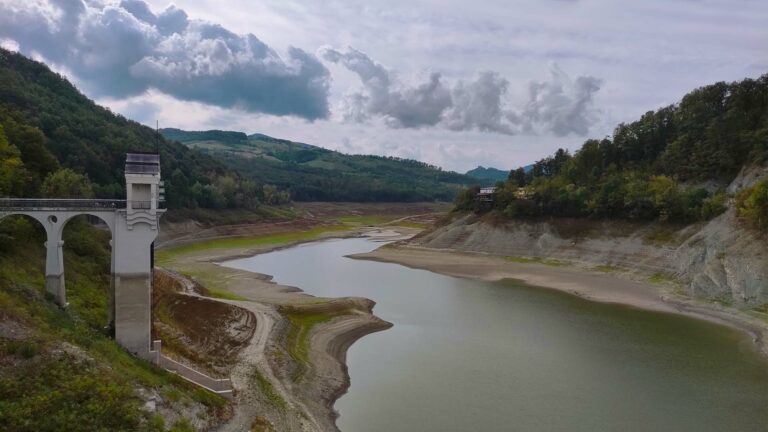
465, 166, 509, 182
162, 128, 478, 202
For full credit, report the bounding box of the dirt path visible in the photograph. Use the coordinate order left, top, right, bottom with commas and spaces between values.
216, 299, 326, 432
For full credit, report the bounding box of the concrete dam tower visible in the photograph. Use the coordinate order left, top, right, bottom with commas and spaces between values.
114, 153, 165, 358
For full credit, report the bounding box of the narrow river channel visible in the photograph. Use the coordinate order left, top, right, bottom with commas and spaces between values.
224, 237, 768, 432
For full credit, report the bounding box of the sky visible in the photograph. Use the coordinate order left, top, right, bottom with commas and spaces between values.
1, 0, 767, 172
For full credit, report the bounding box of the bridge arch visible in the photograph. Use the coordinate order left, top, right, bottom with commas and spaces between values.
59, 212, 116, 239
59, 213, 117, 332
0, 210, 118, 310
0, 211, 56, 241
0, 214, 49, 279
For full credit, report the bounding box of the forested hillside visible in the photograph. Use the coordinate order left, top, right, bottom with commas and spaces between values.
458, 74, 768, 226
162, 129, 477, 202
0, 48, 261, 209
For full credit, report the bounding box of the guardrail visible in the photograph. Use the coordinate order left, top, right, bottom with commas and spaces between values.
159, 355, 234, 398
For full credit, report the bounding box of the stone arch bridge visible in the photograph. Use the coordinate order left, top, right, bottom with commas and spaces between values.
0, 198, 161, 359
0, 153, 163, 360
1, 154, 233, 397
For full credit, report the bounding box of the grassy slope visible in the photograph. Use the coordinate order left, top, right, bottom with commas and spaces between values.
280, 307, 350, 382
0, 220, 228, 431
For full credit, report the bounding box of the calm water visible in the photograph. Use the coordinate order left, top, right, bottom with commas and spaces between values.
224, 237, 768, 432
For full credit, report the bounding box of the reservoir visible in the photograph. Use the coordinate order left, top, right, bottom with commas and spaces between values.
224, 237, 768, 432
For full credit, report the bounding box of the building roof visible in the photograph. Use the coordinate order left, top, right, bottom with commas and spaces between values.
125, 152, 160, 174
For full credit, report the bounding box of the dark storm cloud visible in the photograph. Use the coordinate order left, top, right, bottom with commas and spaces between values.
321, 46, 603, 136
0, 0, 331, 120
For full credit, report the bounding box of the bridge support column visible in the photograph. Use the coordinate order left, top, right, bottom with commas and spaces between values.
44, 239, 66, 307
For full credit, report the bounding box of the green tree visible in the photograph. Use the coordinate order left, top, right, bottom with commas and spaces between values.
736, 180, 768, 230
41, 168, 94, 198
0, 125, 24, 196
648, 176, 683, 221
214, 175, 238, 208
509, 167, 528, 187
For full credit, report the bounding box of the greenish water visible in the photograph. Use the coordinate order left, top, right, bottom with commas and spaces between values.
225, 237, 768, 432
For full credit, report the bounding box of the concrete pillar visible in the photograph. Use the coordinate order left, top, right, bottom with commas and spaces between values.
44, 239, 66, 307
114, 272, 153, 357
112, 212, 161, 360
108, 239, 116, 335
150, 183, 157, 212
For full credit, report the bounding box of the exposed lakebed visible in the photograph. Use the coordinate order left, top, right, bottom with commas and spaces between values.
224, 237, 768, 432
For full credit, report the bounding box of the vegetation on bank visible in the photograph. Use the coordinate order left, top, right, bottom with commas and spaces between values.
0, 218, 228, 431
456, 74, 768, 225
505, 256, 568, 267
162, 206, 297, 226
156, 225, 352, 263
735, 179, 768, 230
249, 368, 288, 413
280, 306, 351, 382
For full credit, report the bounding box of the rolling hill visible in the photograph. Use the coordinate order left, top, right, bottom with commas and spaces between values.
161, 128, 481, 202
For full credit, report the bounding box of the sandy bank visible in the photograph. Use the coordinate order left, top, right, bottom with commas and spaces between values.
351, 245, 768, 357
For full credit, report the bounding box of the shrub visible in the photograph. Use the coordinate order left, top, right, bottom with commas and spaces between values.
736, 180, 768, 230
700, 190, 727, 220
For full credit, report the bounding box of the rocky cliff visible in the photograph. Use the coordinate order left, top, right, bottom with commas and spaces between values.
412, 166, 768, 308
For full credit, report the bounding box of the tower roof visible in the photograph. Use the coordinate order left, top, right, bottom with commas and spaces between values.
125, 152, 160, 174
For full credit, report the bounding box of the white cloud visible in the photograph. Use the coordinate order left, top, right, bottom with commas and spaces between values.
321, 47, 603, 136
0, 0, 331, 119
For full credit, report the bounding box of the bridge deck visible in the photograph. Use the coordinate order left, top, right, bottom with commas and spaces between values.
0, 198, 153, 211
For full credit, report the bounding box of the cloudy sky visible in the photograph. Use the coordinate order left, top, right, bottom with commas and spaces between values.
1, 0, 766, 172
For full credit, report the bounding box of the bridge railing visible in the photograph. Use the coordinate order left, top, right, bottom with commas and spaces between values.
0, 198, 127, 210
0, 199, 167, 211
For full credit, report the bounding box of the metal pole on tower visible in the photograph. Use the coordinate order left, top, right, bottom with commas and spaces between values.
156, 120, 160, 153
